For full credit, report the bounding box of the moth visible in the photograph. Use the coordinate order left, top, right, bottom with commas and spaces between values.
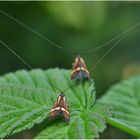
71, 55, 90, 81
49, 93, 70, 122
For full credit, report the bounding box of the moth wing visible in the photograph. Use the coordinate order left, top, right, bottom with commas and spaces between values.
81, 70, 90, 80
52, 95, 61, 109
72, 56, 81, 69
71, 70, 90, 81
71, 70, 80, 80
64, 97, 69, 110
79, 57, 88, 69
48, 109, 60, 121
50, 110, 57, 117
52, 101, 58, 109
72, 61, 78, 69
62, 110, 70, 122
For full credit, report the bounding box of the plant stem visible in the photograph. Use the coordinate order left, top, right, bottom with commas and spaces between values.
107, 118, 140, 138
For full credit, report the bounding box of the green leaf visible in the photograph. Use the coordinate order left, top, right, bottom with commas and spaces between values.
35, 104, 110, 139
98, 76, 140, 137
0, 68, 109, 138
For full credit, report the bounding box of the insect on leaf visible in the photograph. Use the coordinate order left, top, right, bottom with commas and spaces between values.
48, 93, 70, 122
71, 55, 90, 82
0, 68, 109, 138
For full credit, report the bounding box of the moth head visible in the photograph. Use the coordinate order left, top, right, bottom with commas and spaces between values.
59, 93, 65, 97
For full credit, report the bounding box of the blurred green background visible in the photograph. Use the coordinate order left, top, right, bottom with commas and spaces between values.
0, 1, 140, 138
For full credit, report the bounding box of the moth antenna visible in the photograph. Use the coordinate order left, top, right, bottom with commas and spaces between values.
50, 83, 70, 94
50, 83, 63, 93
0, 40, 33, 69
80, 20, 140, 54
0, 9, 76, 54
1, 9, 140, 55
89, 35, 126, 72
63, 87, 71, 93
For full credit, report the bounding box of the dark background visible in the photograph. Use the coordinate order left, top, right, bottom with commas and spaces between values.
0, 1, 140, 138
